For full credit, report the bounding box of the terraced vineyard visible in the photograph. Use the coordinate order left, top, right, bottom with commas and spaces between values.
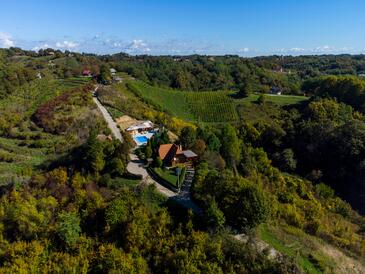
57, 77, 93, 89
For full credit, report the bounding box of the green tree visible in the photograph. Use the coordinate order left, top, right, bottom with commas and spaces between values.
98, 64, 112, 84
56, 212, 81, 246
278, 148, 297, 172
207, 133, 221, 151
238, 79, 253, 98
85, 131, 105, 174
206, 199, 225, 229
180, 126, 196, 149
221, 124, 241, 171
110, 158, 126, 176
105, 198, 129, 225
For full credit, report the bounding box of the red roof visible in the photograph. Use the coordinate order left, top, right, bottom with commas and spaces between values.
158, 144, 182, 161
83, 69, 91, 75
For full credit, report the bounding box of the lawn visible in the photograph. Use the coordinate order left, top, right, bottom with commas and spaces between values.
239, 93, 308, 105
152, 167, 179, 187
108, 177, 141, 189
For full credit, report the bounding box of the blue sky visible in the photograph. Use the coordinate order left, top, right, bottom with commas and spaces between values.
1, 0, 365, 56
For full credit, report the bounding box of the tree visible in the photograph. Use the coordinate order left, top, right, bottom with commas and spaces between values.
238, 79, 253, 98
278, 148, 297, 172
56, 212, 81, 246
206, 199, 225, 229
180, 126, 196, 149
192, 139, 206, 157
207, 133, 221, 152
110, 158, 126, 176
98, 64, 112, 84
221, 124, 241, 171
85, 131, 105, 174
105, 198, 129, 225
233, 183, 270, 229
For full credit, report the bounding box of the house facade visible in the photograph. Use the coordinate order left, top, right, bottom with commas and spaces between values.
158, 144, 198, 166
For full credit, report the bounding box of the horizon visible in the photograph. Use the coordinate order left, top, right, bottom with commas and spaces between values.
1, 0, 365, 56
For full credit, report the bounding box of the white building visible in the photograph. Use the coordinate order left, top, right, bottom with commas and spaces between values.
126, 120, 154, 135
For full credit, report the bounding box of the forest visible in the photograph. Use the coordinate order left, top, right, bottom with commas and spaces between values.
0, 47, 365, 273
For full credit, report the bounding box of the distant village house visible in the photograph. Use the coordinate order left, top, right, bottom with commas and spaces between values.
82, 69, 92, 77
110, 68, 116, 76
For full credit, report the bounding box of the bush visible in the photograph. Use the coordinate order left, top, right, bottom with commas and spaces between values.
315, 183, 334, 200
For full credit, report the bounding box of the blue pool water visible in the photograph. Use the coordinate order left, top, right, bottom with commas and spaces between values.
135, 136, 148, 143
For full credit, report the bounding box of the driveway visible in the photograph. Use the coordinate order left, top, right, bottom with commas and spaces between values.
127, 153, 176, 197
93, 92, 123, 142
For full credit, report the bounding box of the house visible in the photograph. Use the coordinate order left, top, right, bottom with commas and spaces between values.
126, 120, 154, 135
82, 69, 92, 77
112, 76, 123, 83
158, 144, 198, 166
110, 68, 116, 76
270, 86, 282, 95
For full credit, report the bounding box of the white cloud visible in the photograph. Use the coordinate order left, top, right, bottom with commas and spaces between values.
0, 32, 14, 48
289, 47, 305, 52
123, 39, 151, 53
32, 43, 50, 51
239, 47, 250, 53
55, 40, 78, 49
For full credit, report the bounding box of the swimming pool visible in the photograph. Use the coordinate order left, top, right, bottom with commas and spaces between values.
135, 136, 148, 144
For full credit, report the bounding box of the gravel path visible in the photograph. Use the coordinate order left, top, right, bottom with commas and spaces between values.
93, 95, 123, 142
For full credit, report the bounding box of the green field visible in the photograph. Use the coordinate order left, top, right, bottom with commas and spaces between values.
239, 93, 308, 105
127, 80, 308, 123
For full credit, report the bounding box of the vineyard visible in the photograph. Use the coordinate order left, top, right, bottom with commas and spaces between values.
126, 81, 194, 120
127, 81, 239, 123
185, 92, 238, 122
126, 80, 308, 123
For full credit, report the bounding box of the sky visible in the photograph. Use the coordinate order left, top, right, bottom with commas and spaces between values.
1, 0, 365, 56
